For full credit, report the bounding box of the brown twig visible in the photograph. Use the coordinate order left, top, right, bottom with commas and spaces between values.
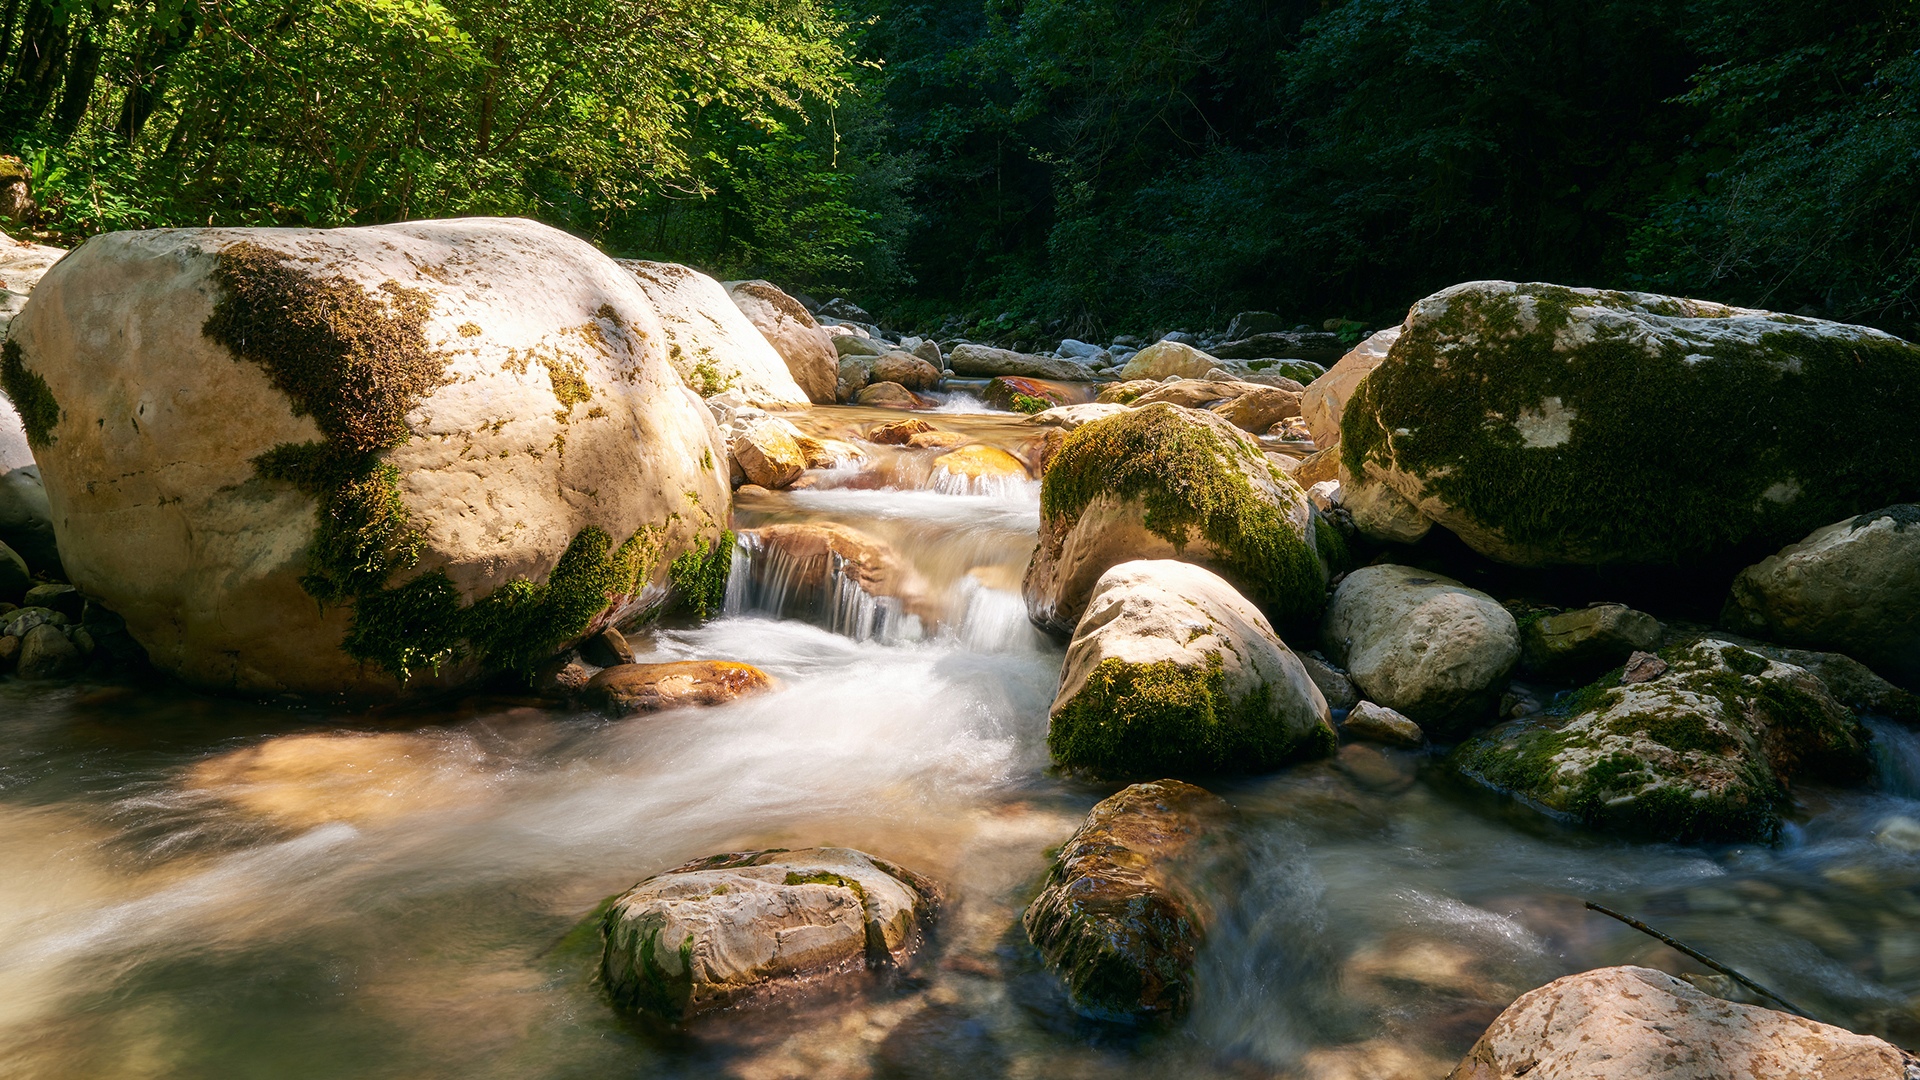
1584, 900, 1813, 1019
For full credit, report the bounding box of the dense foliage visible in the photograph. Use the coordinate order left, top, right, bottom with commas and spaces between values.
0, 0, 1914, 338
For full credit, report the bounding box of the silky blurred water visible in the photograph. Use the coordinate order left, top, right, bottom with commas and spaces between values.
4, 407, 1920, 1079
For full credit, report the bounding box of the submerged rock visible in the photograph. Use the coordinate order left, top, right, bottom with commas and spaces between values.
8, 219, 730, 696
723, 279, 838, 404
1024, 403, 1334, 636
931, 444, 1028, 482
1449, 966, 1915, 1080
1302, 328, 1398, 449
1452, 639, 1872, 841
1048, 560, 1334, 776
1724, 505, 1920, 687
1519, 603, 1664, 680
1322, 565, 1519, 736
1022, 780, 1230, 1023
621, 260, 811, 408
1341, 281, 1920, 568
600, 847, 936, 1021
584, 661, 775, 715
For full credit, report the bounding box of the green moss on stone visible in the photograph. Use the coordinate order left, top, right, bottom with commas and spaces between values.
1, 340, 59, 446
1049, 652, 1335, 777
669, 530, 734, 619
1010, 392, 1050, 414
602, 915, 696, 1018
1042, 404, 1327, 619
1342, 283, 1920, 564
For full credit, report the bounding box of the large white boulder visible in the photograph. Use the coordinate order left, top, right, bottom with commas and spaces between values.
723, 279, 838, 404
1322, 564, 1518, 735
1341, 281, 1920, 567
1302, 327, 1397, 448
619, 261, 810, 409
9, 218, 731, 695
600, 847, 936, 1020
1450, 966, 1914, 1080
1049, 560, 1334, 775
1724, 506, 1920, 686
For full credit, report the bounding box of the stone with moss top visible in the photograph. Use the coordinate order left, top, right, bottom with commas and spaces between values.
1451, 639, 1872, 842
1024, 402, 1334, 636
1342, 281, 1920, 568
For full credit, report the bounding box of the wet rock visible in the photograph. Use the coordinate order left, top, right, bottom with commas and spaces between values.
1520, 603, 1663, 680
1094, 379, 1163, 405
621, 260, 811, 407
1452, 640, 1872, 841
1322, 565, 1519, 735
1116, 340, 1221, 381
947, 344, 1094, 381
723, 279, 839, 404
1299, 651, 1360, 710
1336, 742, 1418, 792
21, 582, 81, 621
1302, 328, 1398, 449
1724, 505, 1920, 686
730, 418, 807, 489
1022, 780, 1230, 1023
1341, 281, 1920, 568
1448, 965, 1915, 1080
1048, 560, 1335, 775
16, 622, 80, 678
930, 444, 1027, 486
0, 538, 25, 603
600, 847, 936, 1020
871, 350, 942, 391
866, 418, 935, 445
854, 381, 932, 409
580, 627, 635, 668
0, 464, 57, 573
9, 219, 729, 696
1345, 701, 1424, 748
584, 661, 775, 715
1211, 385, 1303, 434
1023, 404, 1333, 636
982, 375, 1075, 413
905, 430, 969, 450
1025, 403, 1131, 430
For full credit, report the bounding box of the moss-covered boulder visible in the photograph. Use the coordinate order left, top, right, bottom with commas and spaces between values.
601, 847, 936, 1021
7, 219, 731, 696
1322, 565, 1519, 735
1023, 403, 1335, 636
1342, 282, 1920, 567
1023, 780, 1231, 1023
1048, 560, 1335, 776
1724, 506, 1920, 688
1452, 639, 1873, 841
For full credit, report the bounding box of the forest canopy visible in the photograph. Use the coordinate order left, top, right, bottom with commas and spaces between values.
0, 0, 1914, 342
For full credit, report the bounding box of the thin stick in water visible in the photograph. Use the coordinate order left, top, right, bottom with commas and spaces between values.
1584, 900, 1813, 1019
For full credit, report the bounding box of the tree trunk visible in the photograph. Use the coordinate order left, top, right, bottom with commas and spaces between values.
50, 2, 110, 143
116, 0, 200, 144
0, 0, 72, 146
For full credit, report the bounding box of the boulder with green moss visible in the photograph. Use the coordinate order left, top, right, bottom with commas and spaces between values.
619, 261, 811, 408
8, 218, 732, 696
1048, 559, 1335, 776
1322, 564, 1519, 736
1023, 403, 1335, 635
600, 847, 937, 1021
1452, 640, 1873, 842
1023, 780, 1231, 1023
1723, 505, 1920, 687
1341, 281, 1920, 567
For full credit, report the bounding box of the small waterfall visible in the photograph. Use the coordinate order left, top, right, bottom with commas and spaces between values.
724, 531, 926, 644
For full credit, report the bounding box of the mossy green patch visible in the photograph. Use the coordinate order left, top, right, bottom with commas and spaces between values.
1342, 283, 1920, 565
602, 914, 697, 1018
0, 340, 58, 446
669, 530, 734, 619
1042, 404, 1327, 620
1049, 652, 1335, 777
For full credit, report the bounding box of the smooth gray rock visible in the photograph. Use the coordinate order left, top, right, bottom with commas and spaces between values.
1322, 565, 1518, 736
16, 621, 80, 678
1344, 701, 1424, 748
1520, 603, 1663, 680
947, 343, 1095, 382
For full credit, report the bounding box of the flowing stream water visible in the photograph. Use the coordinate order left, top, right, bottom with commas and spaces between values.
5, 404, 1920, 1079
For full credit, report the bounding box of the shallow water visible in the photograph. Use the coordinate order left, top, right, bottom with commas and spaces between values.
5, 405, 1920, 1079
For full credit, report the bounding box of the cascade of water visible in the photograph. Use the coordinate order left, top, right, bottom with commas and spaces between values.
724, 531, 926, 643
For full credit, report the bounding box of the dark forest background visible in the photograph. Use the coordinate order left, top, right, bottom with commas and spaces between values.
0, 0, 1913, 342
